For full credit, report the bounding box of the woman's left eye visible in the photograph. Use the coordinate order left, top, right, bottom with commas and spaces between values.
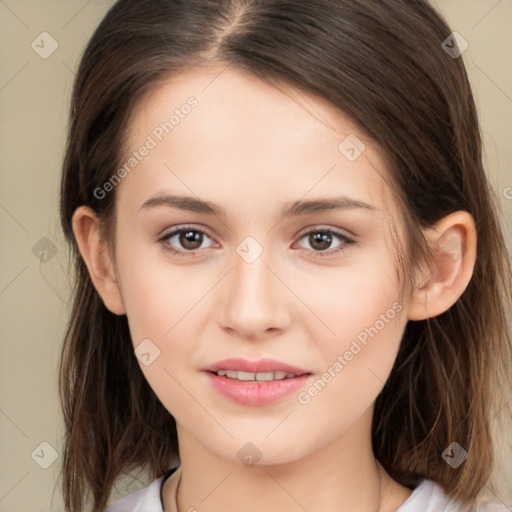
294, 229, 355, 257
157, 226, 355, 258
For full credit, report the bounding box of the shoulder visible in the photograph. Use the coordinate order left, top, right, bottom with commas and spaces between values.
104, 476, 165, 512
397, 479, 511, 512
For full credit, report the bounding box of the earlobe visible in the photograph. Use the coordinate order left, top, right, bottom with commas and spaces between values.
71, 206, 126, 315
407, 211, 477, 321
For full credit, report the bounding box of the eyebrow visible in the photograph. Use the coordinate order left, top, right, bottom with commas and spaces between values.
139, 194, 378, 217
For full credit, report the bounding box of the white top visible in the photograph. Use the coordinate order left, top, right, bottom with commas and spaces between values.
105, 470, 510, 512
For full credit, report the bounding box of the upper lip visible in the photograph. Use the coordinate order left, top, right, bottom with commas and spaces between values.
203, 358, 311, 375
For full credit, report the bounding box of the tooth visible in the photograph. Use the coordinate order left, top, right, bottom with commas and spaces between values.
237, 371, 256, 381
255, 372, 274, 381
218, 370, 298, 381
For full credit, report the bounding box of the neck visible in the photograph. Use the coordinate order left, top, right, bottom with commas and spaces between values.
163, 409, 412, 512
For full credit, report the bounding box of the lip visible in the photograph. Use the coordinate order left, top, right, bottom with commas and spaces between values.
202, 358, 313, 406
205, 372, 312, 406
202, 357, 311, 375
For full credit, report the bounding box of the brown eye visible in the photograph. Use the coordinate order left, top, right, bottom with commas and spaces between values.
178, 230, 204, 250
308, 231, 334, 251
296, 228, 355, 257
158, 226, 215, 256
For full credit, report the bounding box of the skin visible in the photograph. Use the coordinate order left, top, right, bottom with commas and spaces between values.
72, 64, 477, 512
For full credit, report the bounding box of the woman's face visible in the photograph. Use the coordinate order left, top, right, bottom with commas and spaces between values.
112, 64, 412, 465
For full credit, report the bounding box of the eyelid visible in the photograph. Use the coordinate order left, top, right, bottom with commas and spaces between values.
295, 224, 355, 239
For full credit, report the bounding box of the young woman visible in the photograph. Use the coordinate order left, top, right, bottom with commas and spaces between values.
57, 0, 512, 511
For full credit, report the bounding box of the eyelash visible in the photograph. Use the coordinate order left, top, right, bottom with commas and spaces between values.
157, 225, 356, 259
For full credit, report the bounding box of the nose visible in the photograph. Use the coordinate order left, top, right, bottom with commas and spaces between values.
217, 242, 291, 340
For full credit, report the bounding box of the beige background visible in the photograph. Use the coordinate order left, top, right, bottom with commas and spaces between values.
0, 1, 511, 510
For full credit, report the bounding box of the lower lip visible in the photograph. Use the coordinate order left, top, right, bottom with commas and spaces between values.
204, 371, 312, 406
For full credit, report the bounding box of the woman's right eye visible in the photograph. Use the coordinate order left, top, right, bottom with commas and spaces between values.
158, 226, 216, 257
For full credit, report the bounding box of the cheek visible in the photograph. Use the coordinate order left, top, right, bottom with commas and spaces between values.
116, 238, 206, 344
113, 240, 208, 412
115, 245, 204, 417
292, 247, 405, 418
295, 239, 404, 348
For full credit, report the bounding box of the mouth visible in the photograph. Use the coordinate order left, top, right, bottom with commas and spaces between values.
202, 357, 311, 376
202, 358, 313, 406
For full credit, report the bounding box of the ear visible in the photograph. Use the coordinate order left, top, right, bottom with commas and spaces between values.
71, 205, 126, 315
407, 211, 477, 321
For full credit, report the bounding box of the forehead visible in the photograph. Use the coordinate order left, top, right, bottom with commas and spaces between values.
119, 65, 398, 218
127, 64, 363, 154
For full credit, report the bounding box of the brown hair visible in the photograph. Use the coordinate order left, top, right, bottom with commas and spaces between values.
58, 0, 512, 510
